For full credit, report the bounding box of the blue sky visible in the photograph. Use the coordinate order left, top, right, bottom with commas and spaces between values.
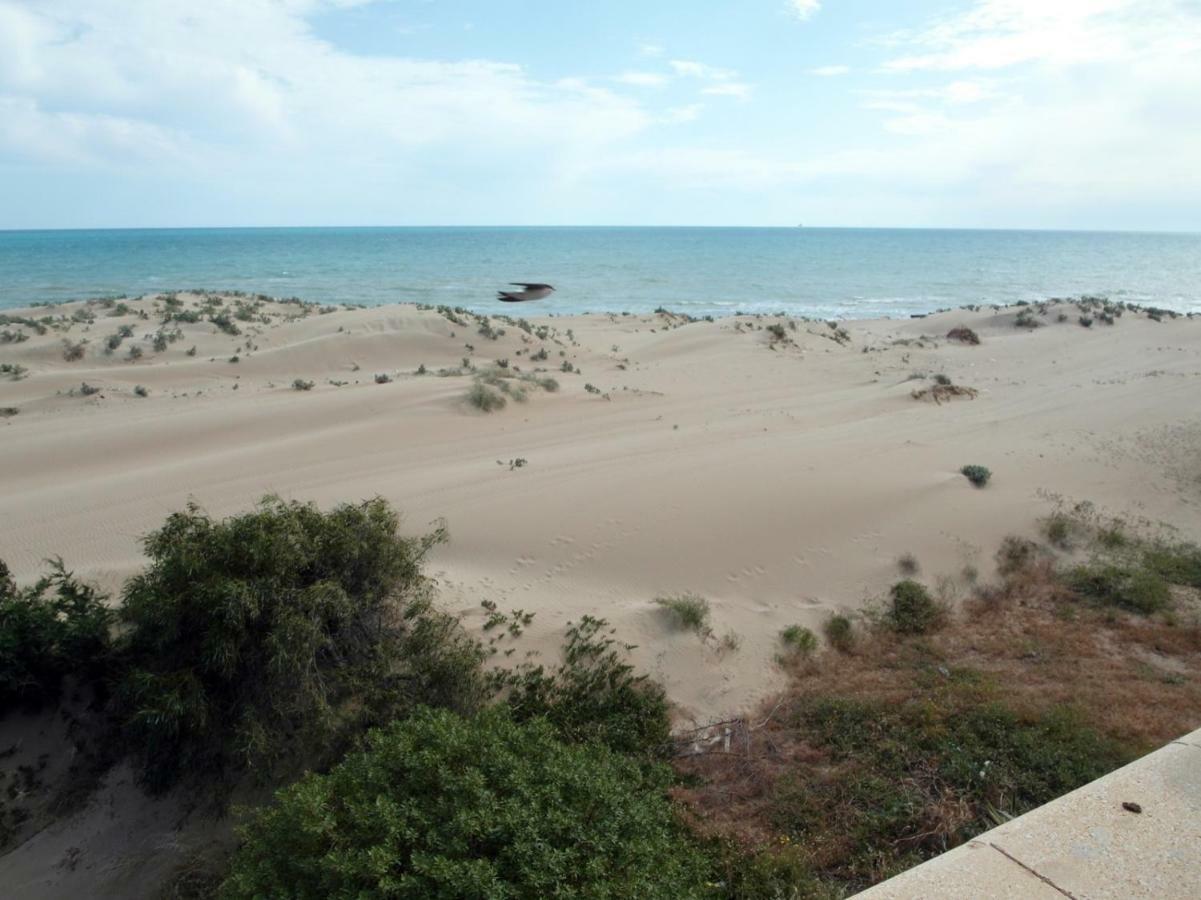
2, 0, 1199, 230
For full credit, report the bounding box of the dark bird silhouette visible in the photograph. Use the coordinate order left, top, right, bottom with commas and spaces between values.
498, 283, 555, 302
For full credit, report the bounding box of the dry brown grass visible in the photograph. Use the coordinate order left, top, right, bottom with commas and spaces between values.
672, 555, 1201, 892
910, 383, 979, 404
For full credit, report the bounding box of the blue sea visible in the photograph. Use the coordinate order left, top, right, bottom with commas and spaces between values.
1, 227, 1199, 319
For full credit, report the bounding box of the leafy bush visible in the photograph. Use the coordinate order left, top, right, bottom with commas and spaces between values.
824, 614, 855, 653
504, 616, 671, 758
945, 326, 980, 345
887, 581, 945, 635
221, 707, 708, 899
62, 340, 87, 361
960, 464, 991, 487
0, 559, 113, 714
134, 385, 149, 398
115, 496, 485, 792
654, 593, 711, 636
780, 625, 818, 657
291, 378, 314, 391
1066, 563, 1171, 615
374, 372, 392, 384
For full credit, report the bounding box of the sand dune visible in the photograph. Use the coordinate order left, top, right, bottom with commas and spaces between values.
2, 293, 1199, 722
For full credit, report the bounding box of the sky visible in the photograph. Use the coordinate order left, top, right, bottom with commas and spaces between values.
1, 0, 1200, 230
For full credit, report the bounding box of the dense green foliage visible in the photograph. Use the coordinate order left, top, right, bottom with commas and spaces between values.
116, 496, 486, 791
887, 580, 945, 635
221, 707, 709, 900
505, 616, 671, 758
1141, 541, 1201, 590
0, 558, 112, 714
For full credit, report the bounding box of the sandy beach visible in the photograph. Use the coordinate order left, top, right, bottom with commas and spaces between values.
3, 293, 1198, 724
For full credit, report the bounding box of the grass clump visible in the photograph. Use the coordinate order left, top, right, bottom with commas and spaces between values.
0, 559, 112, 715
654, 593, 712, 637
290, 378, 314, 391
960, 464, 991, 487
1141, 541, 1201, 590
887, 580, 946, 635
221, 707, 708, 900
133, 385, 149, 398
780, 625, 818, 658
1066, 563, 1172, 615
373, 372, 392, 384
824, 614, 855, 652
945, 326, 980, 345
466, 380, 506, 412
115, 496, 485, 793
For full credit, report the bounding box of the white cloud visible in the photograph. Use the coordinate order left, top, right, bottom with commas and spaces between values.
811, 65, 850, 76
669, 60, 737, 81
0, 0, 653, 175
615, 71, 668, 88
701, 82, 752, 99
787, 0, 822, 21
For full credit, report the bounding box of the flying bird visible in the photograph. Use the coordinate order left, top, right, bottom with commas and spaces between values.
498, 283, 555, 303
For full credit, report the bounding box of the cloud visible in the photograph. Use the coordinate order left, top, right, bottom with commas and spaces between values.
701, 82, 752, 99
787, 0, 822, 21
0, 0, 653, 176
615, 71, 668, 88
811, 65, 850, 76
668, 60, 737, 81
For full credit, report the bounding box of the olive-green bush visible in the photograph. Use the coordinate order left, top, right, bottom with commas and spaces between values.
221, 707, 709, 899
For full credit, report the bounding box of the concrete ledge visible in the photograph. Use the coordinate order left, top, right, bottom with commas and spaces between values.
855, 727, 1201, 899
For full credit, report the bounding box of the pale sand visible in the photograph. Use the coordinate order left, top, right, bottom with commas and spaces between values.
2, 295, 1199, 727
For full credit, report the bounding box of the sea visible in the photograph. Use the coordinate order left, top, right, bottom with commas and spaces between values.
1, 227, 1199, 319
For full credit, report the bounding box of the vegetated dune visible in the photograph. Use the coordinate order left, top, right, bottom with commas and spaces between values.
1, 293, 1199, 729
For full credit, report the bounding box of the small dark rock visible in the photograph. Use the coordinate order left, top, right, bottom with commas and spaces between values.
1121, 801, 1142, 814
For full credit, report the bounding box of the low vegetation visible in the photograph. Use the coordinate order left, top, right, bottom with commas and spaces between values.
3, 491, 1199, 898
654, 593, 712, 637
945, 326, 980, 345
960, 464, 991, 487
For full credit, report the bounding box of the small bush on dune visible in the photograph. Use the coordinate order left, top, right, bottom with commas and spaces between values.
960, 464, 991, 487
824, 614, 855, 652
887, 580, 946, 634
115, 496, 485, 792
220, 707, 709, 900
945, 326, 980, 345
780, 624, 818, 657
466, 380, 506, 412
0, 559, 112, 714
654, 593, 711, 636
291, 378, 314, 391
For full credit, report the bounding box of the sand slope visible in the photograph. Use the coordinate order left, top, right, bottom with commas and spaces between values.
2, 294, 1199, 726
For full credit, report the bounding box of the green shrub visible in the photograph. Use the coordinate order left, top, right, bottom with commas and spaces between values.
824, 614, 855, 653
960, 465, 991, 488
221, 707, 708, 900
115, 496, 485, 792
0, 559, 113, 714
887, 581, 945, 634
291, 378, 314, 391
1067, 563, 1171, 615
134, 385, 149, 398
996, 535, 1039, 576
1141, 542, 1201, 589
780, 625, 818, 657
1043, 512, 1074, 549
466, 380, 506, 412
504, 616, 671, 758
654, 593, 711, 636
